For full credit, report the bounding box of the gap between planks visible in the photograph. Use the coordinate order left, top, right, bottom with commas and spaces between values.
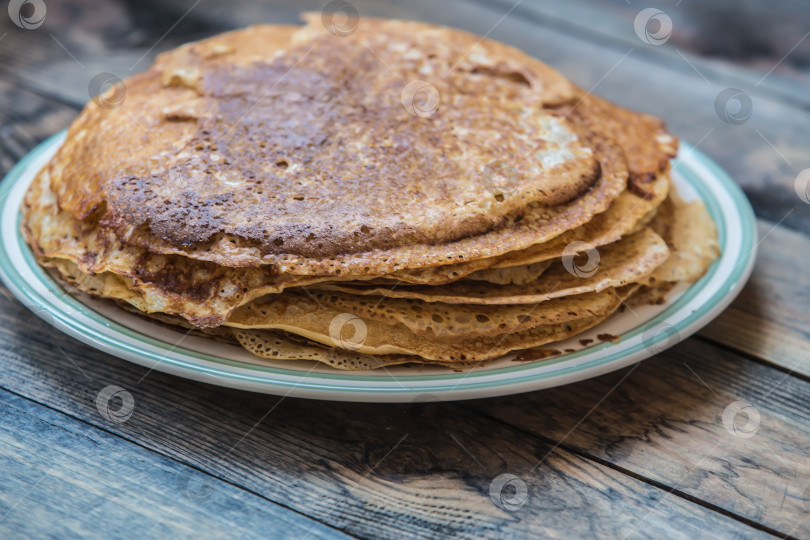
0, 383, 360, 539
464, 396, 797, 540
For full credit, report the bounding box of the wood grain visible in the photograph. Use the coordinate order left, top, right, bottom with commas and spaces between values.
475, 0, 810, 108
466, 338, 810, 538
0, 80, 78, 175
700, 219, 810, 377
0, 389, 348, 539
0, 302, 772, 539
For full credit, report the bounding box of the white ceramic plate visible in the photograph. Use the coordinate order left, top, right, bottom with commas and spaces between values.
0, 132, 757, 402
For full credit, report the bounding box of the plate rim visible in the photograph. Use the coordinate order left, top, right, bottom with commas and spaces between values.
0, 131, 757, 402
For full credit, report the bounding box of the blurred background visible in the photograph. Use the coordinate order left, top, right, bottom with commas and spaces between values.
1, 0, 809, 233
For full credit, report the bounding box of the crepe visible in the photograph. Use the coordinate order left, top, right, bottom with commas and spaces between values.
20, 16, 720, 371
312, 228, 670, 304
648, 190, 720, 283
391, 171, 670, 284
47, 19, 621, 273
463, 261, 552, 286
227, 285, 639, 363
38, 186, 717, 369
22, 164, 624, 325
45, 253, 633, 363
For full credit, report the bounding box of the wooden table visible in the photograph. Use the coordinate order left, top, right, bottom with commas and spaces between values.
1, 1, 809, 538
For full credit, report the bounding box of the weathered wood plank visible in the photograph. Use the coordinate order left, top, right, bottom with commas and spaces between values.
4, 0, 225, 108
0, 299, 773, 538
474, 0, 810, 108
0, 0, 218, 82
466, 338, 810, 538
700, 219, 810, 377
0, 80, 78, 175
0, 388, 351, 539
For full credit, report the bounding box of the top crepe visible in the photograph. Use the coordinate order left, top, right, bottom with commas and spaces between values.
44, 17, 673, 275
18, 16, 722, 371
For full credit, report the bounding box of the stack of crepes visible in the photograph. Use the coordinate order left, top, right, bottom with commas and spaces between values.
22, 17, 720, 370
